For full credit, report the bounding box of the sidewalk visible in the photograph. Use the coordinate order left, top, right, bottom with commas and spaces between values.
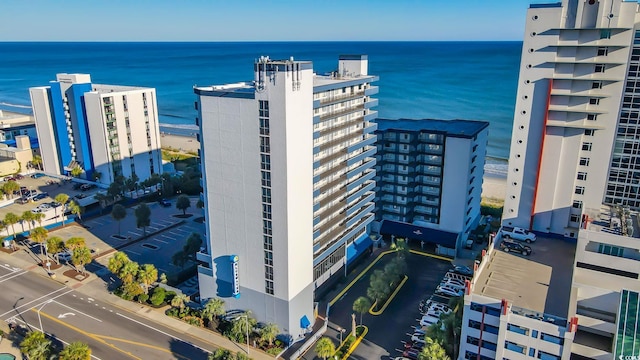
1, 246, 276, 360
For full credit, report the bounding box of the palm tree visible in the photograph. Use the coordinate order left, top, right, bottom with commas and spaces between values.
20, 330, 52, 360
134, 203, 151, 236
54, 193, 69, 224
68, 200, 84, 222
170, 293, 190, 309
21, 210, 35, 232
2, 181, 19, 199
66, 237, 85, 251
201, 297, 226, 323
59, 341, 91, 360
418, 337, 451, 360
110, 204, 127, 236
30, 227, 48, 261
70, 166, 83, 178
259, 322, 279, 347
4, 212, 19, 236
46, 236, 65, 264
31, 155, 43, 170
71, 246, 92, 275
118, 260, 139, 284
32, 212, 45, 228
137, 263, 158, 294
107, 251, 130, 275
353, 296, 372, 325
315, 337, 336, 360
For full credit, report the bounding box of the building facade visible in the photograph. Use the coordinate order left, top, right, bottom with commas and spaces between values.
569, 205, 640, 359
373, 119, 488, 236
503, 0, 640, 237
29, 73, 162, 184
195, 56, 378, 338
0, 110, 38, 144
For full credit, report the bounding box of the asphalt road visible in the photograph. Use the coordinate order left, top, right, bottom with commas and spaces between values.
0, 262, 211, 359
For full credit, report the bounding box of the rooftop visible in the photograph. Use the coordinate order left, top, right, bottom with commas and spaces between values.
375, 118, 489, 139
473, 235, 576, 318
92, 84, 149, 94
0, 110, 34, 128
582, 204, 640, 238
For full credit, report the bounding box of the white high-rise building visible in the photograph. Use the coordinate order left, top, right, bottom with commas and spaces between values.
195, 55, 378, 338
29, 73, 162, 184
503, 0, 640, 237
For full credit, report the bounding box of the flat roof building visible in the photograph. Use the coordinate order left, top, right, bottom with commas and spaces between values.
195, 55, 378, 339
29, 74, 162, 184
372, 118, 488, 254
503, 0, 640, 237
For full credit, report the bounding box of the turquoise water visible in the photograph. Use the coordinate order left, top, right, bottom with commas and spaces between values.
0, 41, 521, 172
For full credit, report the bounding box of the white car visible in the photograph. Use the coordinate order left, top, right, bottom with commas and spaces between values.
419, 315, 440, 327
439, 280, 465, 290
428, 302, 451, 313
436, 284, 464, 297
411, 333, 426, 344
441, 278, 466, 288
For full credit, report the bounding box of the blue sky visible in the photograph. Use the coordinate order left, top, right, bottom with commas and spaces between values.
1, 0, 537, 41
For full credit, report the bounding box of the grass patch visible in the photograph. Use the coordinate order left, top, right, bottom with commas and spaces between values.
334, 325, 365, 359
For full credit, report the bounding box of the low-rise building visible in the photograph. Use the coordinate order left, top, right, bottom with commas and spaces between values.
0, 135, 34, 176
0, 110, 38, 144
459, 235, 577, 359
569, 205, 640, 359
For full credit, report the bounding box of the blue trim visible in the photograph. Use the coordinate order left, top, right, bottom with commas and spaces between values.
347, 159, 376, 179
364, 99, 379, 109
313, 216, 373, 266
313, 174, 320, 184
364, 86, 379, 96
313, 216, 320, 226
313, 228, 321, 240
380, 220, 458, 248
346, 232, 373, 263
68, 83, 94, 174
48, 82, 72, 173
339, 54, 368, 61
313, 189, 320, 197
313, 131, 321, 140
530, 3, 561, 8
346, 170, 376, 192
313, 159, 321, 169
313, 115, 321, 125
346, 203, 374, 228
313, 99, 321, 108
313, 202, 320, 212
346, 181, 375, 204
313, 145, 321, 155
346, 192, 375, 217
313, 76, 379, 93
300, 315, 311, 329
194, 88, 256, 99
346, 147, 376, 167
198, 265, 214, 277
347, 136, 377, 153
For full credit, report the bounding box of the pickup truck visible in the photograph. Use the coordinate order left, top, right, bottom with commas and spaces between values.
500, 226, 536, 243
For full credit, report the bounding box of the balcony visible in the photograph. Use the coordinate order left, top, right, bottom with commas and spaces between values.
318, 104, 365, 122
317, 116, 364, 138
319, 91, 365, 106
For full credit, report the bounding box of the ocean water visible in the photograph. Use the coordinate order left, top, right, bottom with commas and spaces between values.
0, 41, 522, 175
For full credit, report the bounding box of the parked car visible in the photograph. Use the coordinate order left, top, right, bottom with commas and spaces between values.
159, 199, 171, 207
30, 173, 45, 179
465, 236, 474, 249
500, 225, 536, 243
444, 271, 470, 282
435, 284, 464, 297
80, 184, 97, 191
427, 303, 451, 314
500, 239, 532, 256
402, 349, 419, 360
410, 333, 426, 345
14, 174, 24, 180
15, 197, 29, 205
440, 278, 466, 288
4, 176, 15, 182
419, 315, 440, 327
74, 193, 87, 199
452, 265, 474, 276
33, 193, 48, 201
56, 251, 72, 263
72, 183, 83, 190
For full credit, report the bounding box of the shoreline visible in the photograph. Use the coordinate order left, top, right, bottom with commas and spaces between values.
160, 132, 508, 202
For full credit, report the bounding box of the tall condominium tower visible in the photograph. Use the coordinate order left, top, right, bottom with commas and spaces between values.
195, 56, 378, 338
29, 73, 162, 184
503, 0, 640, 237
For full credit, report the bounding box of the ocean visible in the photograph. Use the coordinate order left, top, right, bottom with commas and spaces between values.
0, 41, 522, 176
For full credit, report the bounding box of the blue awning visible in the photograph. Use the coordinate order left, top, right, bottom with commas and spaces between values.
379, 220, 458, 248
300, 315, 311, 329
346, 233, 373, 262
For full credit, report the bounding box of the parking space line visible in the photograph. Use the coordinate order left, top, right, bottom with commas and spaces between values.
153, 239, 168, 244
160, 234, 175, 240
124, 250, 141, 256
147, 226, 159, 231
128, 230, 142, 236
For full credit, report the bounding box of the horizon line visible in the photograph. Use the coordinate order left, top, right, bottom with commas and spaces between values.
0, 40, 524, 43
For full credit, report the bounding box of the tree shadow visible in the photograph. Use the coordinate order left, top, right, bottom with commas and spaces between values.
168, 337, 210, 360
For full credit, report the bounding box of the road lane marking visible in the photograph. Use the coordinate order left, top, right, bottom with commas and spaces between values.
52, 300, 103, 322
115, 312, 211, 353
0, 270, 27, 283
37, 310, 141, 360
94, 335, 192, 360
0, 270, 24, 280
0, 287, 71, 318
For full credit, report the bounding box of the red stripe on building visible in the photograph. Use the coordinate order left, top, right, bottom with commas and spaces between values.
530, 78, 553, 230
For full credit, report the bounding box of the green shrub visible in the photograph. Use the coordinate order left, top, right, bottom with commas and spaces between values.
166, 307, 179, 318
480, 202, 503, 217
183, 315, 204, 327
137, 293, 149, 304
266, 347, 284, 355
150, 287, 166, 306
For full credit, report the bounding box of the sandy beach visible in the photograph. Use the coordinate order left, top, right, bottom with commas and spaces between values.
160, 132, 507, 202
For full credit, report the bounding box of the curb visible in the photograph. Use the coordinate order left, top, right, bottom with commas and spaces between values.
408, 249, 453, 262
341, 325, 368, 360
368, 275, 408, 315
328, 250, 395, 306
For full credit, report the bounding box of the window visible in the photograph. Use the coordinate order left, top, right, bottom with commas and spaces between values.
570, 214, 580, 223
582, 142, 593, 151
529, 348, 537, 357
579, 157, 590, 166
505, 341, 526, 354
585, 129, 595, 136
537, 351, 561, 360
470, 303, 502, 317
592, 81, 603, 89
265, 280, 274, 295
589, 98, 600, 105
540, 333, 564, 345
597, 47, 609, 56
597, 243, 624, 257
600, 29, 611, 39
264, 251, 273, 266
577, 172, 587, 181
595, 64, 606, 73
573, 200, 583, 209
468, 320, 499, 335
587, 113, 598, 121
507, 323, 529, 336
259, 100, 270, 117
532, 330, 539, 338
575, 186, 585, 195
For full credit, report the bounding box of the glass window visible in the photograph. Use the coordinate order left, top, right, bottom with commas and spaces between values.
541, 333, 564, 345
579, 157, 590, 166
532, 330, 539, 338
577, 172, 587, 181
505, 341, 526, 354
537, 351, 561, 360
575, 186, 585, 195
585, 129, 595, 136
582, 142, 593, 151
507, 323, 529, 336
573, 200, 583, 209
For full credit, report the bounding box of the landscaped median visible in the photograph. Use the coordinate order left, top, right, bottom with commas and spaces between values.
333, 325, 368, 360
369, 275, 408, 315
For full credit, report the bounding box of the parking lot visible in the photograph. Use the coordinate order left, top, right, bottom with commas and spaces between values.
318, 251, 453, 360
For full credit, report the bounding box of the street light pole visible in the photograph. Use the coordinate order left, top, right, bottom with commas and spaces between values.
338, 327, 346, 344
239, 314, 249, 355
